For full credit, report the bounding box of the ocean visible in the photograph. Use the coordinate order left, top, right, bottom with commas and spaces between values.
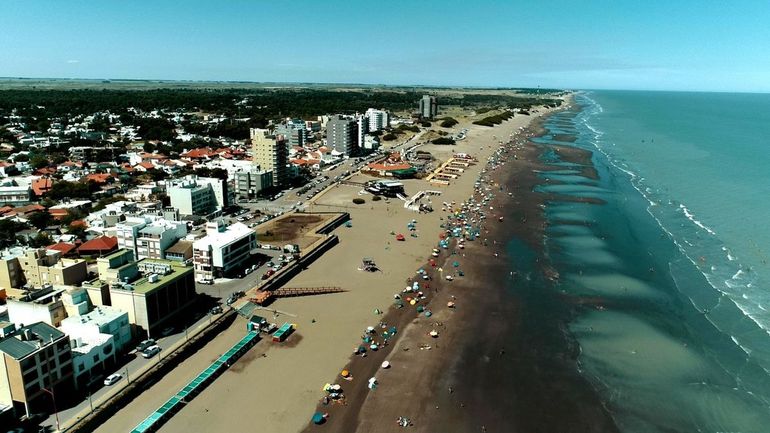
527, 91, 770, 432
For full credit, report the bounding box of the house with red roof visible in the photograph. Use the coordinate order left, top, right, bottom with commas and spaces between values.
140, 152, 168, 163
84, 173, 115, 185
33, 167, 57, 176
77, 236, 118, 256
46, 242, 78, 257
31, 177, 54, 197
181, 147, 217, 161
7, 204, 45, 217
133, 161, 156, 172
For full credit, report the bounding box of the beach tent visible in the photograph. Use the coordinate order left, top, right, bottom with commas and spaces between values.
312, 412, 325, 424
396, 233, 405, 241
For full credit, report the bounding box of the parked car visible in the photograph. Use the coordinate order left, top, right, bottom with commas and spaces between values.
210, 305, 223, 315
197, 278, 214, 285
136, 339, 156, 352
104, 373, 123, 386
142, 345, 161, 359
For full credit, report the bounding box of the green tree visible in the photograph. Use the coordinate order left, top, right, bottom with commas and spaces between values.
27, 211, 54, 230
29, 154, 50, 169
28, 233, 52, 248
0, 219, 28, 248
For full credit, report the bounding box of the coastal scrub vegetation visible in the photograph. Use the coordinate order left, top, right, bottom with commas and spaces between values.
352, 198, 365, 205
397, 124, 420, 133
382, 133, 398, 141
473, 111, 514, 127
439, 117, 458, 128
432, 137, 456, 145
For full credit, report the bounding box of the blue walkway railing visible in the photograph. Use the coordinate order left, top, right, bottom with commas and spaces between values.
130, 331, 260, 433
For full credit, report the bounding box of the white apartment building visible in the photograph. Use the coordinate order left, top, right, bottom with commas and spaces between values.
116, 216, 188, 261
60, 306, 131, 353
0, 185, 32, 206
192, 220, 257, 280
365, 108, 390, 132
167, 175, 230, 217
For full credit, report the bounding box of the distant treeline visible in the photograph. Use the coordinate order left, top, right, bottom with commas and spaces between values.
0, 88, 562, 120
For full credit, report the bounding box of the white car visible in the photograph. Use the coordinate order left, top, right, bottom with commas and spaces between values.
104, 373, 123, 386
142, 345, 161, 359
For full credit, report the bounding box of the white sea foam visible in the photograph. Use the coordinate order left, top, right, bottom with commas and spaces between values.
577, 94, 770, 341
678, 204, 717, 235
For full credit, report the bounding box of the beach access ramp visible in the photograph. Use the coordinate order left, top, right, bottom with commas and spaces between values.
129, 331, 260, 433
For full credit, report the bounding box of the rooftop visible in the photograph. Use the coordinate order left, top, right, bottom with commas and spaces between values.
127, 259, 192, 295
61, 306, 127, 328
165, 240, 192, 255
50, 199, 92, 210
0, 322, 66, 360
193, 222, 253, 250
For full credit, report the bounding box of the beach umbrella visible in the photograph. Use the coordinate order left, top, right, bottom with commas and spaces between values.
370, 344, 379, 351
312, 412, 325, 425
416, 305, 424, 312
332, 384, 342, 391
424, 311, 432, 317
389, 326, 398, 334
453, 261, 460, 267
409, 299, 417, 306
341, 370, 350, 377
367, 326, 375, 333
381, 361, 391, 369
429, 330, 439, 338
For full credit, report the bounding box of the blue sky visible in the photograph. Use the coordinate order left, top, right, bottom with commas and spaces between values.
1, 0, 769, 92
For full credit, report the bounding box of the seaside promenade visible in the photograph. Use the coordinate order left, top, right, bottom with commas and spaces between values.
91, 105, 561, 433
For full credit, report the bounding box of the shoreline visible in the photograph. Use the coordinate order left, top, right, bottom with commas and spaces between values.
302, 99, 617, 432
298, 112, 562, 433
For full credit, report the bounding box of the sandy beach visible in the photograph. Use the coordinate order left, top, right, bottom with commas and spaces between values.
305, 103, 620, 432
93, 106, 562, 433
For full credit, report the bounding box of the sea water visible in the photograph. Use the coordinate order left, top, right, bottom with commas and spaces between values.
531, 91, 770, 432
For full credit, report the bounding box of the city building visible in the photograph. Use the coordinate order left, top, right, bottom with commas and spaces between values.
275, 123, 307, 147
115, 217, 187, 261
0, 184, 32, 206
6, 289, 67, 328
0, 322, 75, 417
164, 240, 193, 263
192, 220, 257, 280
365, 108, 390, 131
167, 175, 230, 217
0, 247, 88, 293
419, 95, 438, 120
95, 249, 139, 285
326, 115, 358, 156
356, 116, 368, 152
251, 128, 288, 188
60, 306, 131, 353
87, 258, 196, 338
67, 332, 115, 388
234, 166, 273, 199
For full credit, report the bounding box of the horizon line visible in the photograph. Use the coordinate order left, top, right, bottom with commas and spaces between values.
0, 76, 768, 95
